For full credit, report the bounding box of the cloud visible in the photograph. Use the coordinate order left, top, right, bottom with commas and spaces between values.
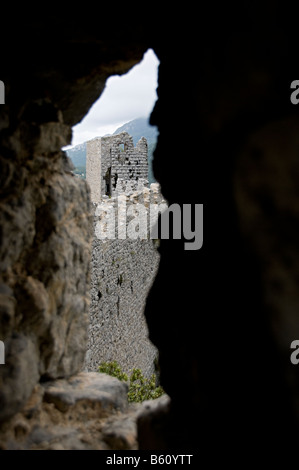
70, 49, 159, 146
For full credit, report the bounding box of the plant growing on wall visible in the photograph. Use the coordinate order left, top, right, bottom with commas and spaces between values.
98, 360, 128, 381
127, 368, 164, 403
98, 361, 164, 403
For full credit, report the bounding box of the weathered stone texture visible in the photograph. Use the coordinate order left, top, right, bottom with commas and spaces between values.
87, 132, 148, 202
85, 184, 164, 378
43, 372, 128, 414
86, 138, 102, 204
87, 236, 159, 377
0, 369, 169, 450
0, 112, 92, 421
0, 372, 132, 450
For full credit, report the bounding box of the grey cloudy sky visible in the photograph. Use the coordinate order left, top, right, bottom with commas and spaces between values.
70, 49, 159, 147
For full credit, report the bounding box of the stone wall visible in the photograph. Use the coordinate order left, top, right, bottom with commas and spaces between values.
85, 183, 166, 378
86, 138, 102, 204
86, 237, 159, 377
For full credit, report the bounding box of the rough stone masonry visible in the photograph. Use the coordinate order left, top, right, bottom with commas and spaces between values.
85, 132, 163, 378
87, 132, 148, 202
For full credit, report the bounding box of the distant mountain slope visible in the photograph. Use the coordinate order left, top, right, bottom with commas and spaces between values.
65, 117, 157, 183
65, 142, 86, 167
113, 117, 158, 145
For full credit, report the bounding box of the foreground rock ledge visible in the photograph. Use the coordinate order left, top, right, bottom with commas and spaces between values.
0, 371, 170, 450
43, 371, 128, 414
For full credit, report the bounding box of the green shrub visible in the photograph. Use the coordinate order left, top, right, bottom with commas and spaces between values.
98, 361, 164, 403
128, 368, 164, 403
98, 361, 128, 382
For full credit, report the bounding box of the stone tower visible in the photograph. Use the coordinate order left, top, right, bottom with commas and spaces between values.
86, 132, 148, 203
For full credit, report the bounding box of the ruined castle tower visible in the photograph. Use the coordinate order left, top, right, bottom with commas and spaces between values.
85, 131, 161, 378
86, 132, 149, 203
